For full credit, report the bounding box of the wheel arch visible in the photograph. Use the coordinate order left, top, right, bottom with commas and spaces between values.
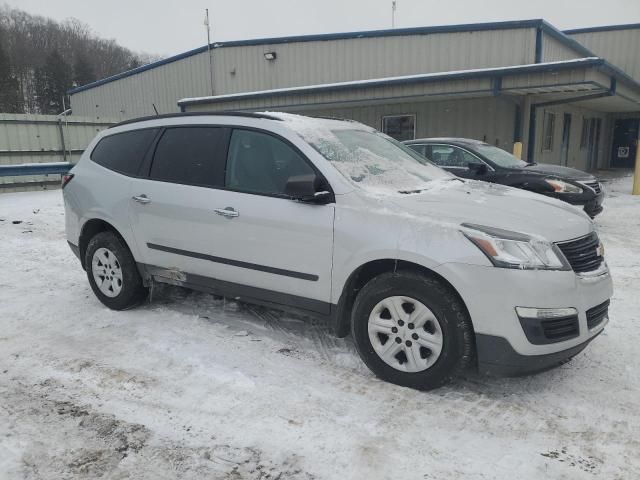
332, 259, 474, 340
79, 218, 130, 270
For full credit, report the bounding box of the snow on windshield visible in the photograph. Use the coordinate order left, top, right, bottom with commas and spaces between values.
272, 113, 451, 195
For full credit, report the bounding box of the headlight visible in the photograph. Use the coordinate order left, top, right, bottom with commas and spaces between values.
461, 223, 570, 270
545, 179, 583, 194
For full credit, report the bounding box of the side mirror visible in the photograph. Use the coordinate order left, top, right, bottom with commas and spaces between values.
284, 174, 333, 204
468, 162, 488, 175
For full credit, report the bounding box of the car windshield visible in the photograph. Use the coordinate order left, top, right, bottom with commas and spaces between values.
473, 144, 528, 169
284, 120, 451, 194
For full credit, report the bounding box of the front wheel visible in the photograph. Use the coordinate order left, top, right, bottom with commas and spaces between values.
85, 231, 148, 310
351, 270, 474, 390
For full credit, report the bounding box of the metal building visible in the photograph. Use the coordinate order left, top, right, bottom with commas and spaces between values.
68, 19, 640, 170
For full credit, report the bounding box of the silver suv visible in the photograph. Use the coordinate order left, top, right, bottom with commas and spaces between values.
63, 112, 613, 390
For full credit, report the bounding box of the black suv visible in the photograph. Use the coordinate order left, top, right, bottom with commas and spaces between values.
404, 138, 604, 217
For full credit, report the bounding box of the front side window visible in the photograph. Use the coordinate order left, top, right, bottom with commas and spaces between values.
382, 114, 415, 141
225, 129, 315, 196
91, 128, 159, 176
429, 145, 483, 169
542, 111, 556, 152
149, 127, 229, 187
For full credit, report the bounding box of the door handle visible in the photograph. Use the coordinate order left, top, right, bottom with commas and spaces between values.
132, 194, 151, 204
214, 207, 239, 218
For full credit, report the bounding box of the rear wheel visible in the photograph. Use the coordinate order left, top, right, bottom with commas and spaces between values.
351, 270, 474, 390
85, 231, 147, 310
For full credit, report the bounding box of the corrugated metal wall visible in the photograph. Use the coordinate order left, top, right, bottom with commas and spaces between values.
542, 33, 584, 62
301, 97, 517, 149
568, 28, 640, 83
0, 114, 116, 191
71, 28, 536, 118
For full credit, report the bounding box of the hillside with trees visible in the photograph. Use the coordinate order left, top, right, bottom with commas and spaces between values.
0, 5, 158, 114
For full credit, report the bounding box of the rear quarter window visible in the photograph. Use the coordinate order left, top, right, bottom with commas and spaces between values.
90, 128, 159, 176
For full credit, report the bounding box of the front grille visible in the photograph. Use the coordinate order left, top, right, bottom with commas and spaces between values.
556, 232, 604, 273
519, 314, 580, 344
580, 181, 602, 194
586, 300, 610, 329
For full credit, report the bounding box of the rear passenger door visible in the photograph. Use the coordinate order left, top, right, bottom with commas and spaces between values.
128, 125, 232, 276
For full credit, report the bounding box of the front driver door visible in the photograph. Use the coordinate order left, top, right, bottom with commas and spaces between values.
206, 128, 335, 312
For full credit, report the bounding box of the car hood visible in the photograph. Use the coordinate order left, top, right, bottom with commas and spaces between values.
517, 163, 595, 181
387, 179, 592, 242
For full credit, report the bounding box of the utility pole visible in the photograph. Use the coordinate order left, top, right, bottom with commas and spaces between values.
204, 9, 214, 95
391, 1, 397, 29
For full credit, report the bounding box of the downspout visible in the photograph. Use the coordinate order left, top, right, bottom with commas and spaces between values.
527, 25, 544, 162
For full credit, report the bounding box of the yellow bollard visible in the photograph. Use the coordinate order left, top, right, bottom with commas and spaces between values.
513, 142, 523, 160
634, 141, 640, 195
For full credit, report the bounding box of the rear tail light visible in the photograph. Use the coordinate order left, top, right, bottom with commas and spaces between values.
61, 173, 74, 189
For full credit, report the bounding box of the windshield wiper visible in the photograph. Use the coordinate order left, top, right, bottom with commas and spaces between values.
398, 188, 426, 194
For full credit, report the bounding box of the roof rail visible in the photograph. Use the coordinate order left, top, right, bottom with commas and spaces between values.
108, 111, 282, 129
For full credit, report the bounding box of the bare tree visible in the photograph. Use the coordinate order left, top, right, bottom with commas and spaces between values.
0, 5, 156, 114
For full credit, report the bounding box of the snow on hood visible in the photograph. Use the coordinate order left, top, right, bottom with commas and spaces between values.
387, 179, 593, 243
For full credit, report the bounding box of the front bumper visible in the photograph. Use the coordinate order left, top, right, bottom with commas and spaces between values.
434, 262, 612, 375
475, 331, 601, 376
551, 189, 604, 217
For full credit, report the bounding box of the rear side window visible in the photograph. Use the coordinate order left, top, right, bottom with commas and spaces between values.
150, 127, 229, 187
90, 128, 159, 176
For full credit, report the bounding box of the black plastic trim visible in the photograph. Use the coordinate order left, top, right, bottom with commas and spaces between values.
142, 264, 330, 315
476, 332, 601, 376
517, 314, 580, 345
146, 243, 319, 281
67, 241, 81, 261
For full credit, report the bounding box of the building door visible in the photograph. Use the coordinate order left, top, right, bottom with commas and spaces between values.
611, 119, 639, 168
560, 113, 572, 166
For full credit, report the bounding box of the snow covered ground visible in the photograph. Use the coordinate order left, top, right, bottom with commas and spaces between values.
1, 174, 639, 479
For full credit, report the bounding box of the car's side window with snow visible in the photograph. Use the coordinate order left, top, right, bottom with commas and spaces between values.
90, 128, 159, 176
149, 127, 230, 187
225, 129, 314, 196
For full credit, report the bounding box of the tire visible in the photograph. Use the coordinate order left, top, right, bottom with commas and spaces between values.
351, 270, 474, 390
85, 231, 148, 310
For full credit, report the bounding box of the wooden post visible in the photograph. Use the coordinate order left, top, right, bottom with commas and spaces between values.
513, 142, 523, 160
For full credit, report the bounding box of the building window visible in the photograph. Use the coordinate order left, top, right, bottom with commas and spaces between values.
542, 111, 555, 151
382, 114, 416, 141
580, 118, 590, 149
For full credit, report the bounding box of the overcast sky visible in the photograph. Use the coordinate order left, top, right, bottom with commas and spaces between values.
6, 0, 640, 58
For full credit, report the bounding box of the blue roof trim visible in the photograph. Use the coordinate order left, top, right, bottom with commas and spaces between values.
539, 21, 597, 58
564, 23, 640, 34
178, 58, 607, 106
68, 19, 545, 95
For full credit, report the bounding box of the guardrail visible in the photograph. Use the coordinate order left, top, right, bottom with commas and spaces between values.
0, 162, 72, 177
